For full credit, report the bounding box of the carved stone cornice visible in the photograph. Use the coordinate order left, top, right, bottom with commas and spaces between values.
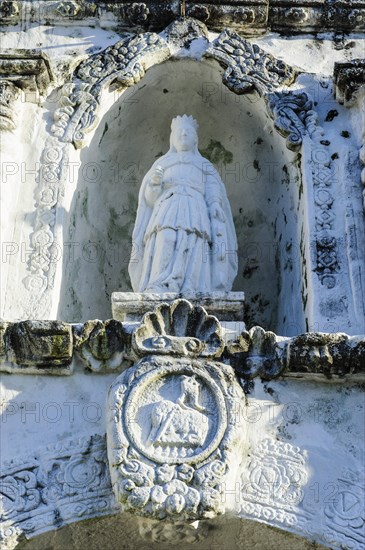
1, 301, 365, 380
205, 30, 297, 96
0, 1, 364, 33
269, 0, 365, 33
228, 328, 365, 381
186, 0, 269, 35
333, 59, 365, 106
0, 49, 53, 101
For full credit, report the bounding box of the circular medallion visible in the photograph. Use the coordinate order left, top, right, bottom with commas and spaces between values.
123, 364, 227, 464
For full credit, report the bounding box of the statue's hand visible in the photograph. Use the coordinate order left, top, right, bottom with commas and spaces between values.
211, 204, 225, 223
150, 165, 164, 186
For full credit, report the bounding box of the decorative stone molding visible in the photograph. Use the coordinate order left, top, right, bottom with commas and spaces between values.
287, 332, 365, 376
269, 0, 365, 33
205, 30, 297, 96
53, 33, 170, 149
20, 32, 169, 318
333, 59, 365, 106
1, 2, 364, 33
323, 469, 365, 550
0, 50, 53, 102
268, 91, 340, 288
10, 22, 354, 326
112, 291, 245, 322
361, 131, 365, 210
1, 302, 365, 379
229, 328, 365, 381
1, 421, 364, 549
0, 321, 73, 374
186, 2, 269, 34
266, 91, 319, 152
333, 60, 365, 249
107, 353, 245, 519
0, 0, 19, 22
228, 326, 287, 380
0, 435, 118, 550
73, 319, 132, 372
0, 319, 132, 374
240, 438, 309, 525
132, 299, 225, 358
305, 117, 339, 289
162, 16, 210, 47
0, 81, 19, 131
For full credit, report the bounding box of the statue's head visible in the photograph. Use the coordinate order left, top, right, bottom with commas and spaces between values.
170, 115, 198, 153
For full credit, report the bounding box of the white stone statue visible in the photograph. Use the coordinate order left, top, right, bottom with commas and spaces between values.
129, 115, 238, 293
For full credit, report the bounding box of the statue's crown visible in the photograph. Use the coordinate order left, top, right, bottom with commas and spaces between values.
171, 115, 198, 132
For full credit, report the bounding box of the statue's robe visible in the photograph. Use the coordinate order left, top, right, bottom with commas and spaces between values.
129, 148, 237, 293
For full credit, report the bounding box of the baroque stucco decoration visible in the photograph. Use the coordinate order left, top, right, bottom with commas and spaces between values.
22, 32, 170, 319
0, 81, 19, 131
0, 49, 53, 131
2, 288, 365, 550
268, 91, 340, 289
1, 301, 365, 549
107, 300, 245, 520
2, 434, 364, 549
0, 435, 118, 550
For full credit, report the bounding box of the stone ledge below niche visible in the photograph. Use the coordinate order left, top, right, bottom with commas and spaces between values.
111, 291, 245, 322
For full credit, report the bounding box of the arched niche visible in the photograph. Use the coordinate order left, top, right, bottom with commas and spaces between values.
58, 57, 305, 334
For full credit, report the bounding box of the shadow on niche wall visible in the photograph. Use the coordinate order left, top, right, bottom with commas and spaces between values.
57, 58, 304, 335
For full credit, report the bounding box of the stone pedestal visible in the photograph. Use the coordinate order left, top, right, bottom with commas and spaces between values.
111, 291, 245, 322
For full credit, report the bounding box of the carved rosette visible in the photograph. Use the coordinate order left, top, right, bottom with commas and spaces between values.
107, 300, 244, 520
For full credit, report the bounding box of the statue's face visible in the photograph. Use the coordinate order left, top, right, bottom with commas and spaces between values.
172, 125, 197, 152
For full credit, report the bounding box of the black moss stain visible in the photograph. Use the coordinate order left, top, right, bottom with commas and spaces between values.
325, 109, 338, 122
98, 122, 109, 146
